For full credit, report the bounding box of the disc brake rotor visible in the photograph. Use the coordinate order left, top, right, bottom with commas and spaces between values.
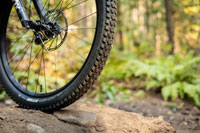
36, 9, 68, 52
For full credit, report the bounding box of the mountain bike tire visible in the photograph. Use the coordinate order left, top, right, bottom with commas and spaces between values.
0, 0, 117, 111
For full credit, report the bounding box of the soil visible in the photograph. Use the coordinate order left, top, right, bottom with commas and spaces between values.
0, 91, 199, 133
105, 92, 200, 133
0, 100, 174, 133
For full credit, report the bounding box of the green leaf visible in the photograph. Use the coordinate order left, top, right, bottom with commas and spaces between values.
162, 82, 181, 101
183, 83, 200, 107
162, 85, 171, 101
146, 80, 160, 90
179, 87, 185, 99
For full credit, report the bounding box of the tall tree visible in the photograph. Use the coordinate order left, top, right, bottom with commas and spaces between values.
117, 0, 123, 51
164, 0, 175, 54
145, 0, 150, 33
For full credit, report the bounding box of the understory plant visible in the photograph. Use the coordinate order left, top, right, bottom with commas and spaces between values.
0, 91, 6, 100
96, 49, 200, 106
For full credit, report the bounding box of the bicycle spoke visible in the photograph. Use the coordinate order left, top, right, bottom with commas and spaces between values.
69, 33, 92, 45
8, 30, 29, 46
13, 44, 32, 73
54, 0, 64, 11
68, 27, 96, 30
48, 36, 56, 49
52, 13, 63, 23
43, 0, 50, 11
60, 53, 79, 72
69, 12, 97, 26
29, 1, 39, 20
60, 27, 96, 32
65, 0, 88, 10
35, 50, 43, 93
48, 0, 74, 22
68, 61, 79, 72
9, 44, 30, 64
45, 0, 51, 12
28, 0, 32, 17
59, 33, 63, 41
9, 36, 32, 42
42, 49, 47, 93
56, 50, 79, 75
61, 0, 74, 11
66, 43, 85, 61
55, 35, 59, 48
54, 50, 58, 89
50, 0, 74, 21
19, 49, 42, 84
26, 42, 33, 89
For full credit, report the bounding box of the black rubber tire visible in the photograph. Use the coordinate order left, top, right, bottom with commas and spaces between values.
0, 0, 117, 111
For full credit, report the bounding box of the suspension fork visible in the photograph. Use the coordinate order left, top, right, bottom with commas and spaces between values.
12, 0, 48, 29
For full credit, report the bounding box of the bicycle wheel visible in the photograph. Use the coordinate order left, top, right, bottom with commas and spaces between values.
0, 0, 117, 111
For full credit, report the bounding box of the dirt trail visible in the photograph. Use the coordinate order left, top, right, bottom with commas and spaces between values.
0, 101, 174, 133
106, 92, 200, 133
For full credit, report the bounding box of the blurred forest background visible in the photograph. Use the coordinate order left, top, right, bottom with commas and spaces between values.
0, 0, 200, 107
90, 0, 200, 106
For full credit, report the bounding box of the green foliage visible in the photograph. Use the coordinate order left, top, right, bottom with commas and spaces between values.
135, 90, 146, 99
96, 49, 200, 106
0, 91, 7, 100
92, 80, 132, 104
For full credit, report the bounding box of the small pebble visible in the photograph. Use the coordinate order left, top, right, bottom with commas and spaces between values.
5, 100, 13, 105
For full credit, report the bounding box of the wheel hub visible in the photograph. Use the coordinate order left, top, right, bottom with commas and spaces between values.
33, 9, 68, 51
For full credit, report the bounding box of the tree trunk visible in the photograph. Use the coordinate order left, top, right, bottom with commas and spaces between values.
145, 0, 150, 33
117, 0, 123, 51
164, 0, 174, 54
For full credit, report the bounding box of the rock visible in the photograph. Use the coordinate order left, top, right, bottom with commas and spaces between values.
27, 123, 45, 133
63, 102, 175, 133
4, 99, 13, 105
54, 109, 97, 127
0, 101, 175, 133
0, 106, 89, 133
192, 107, 200, 115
